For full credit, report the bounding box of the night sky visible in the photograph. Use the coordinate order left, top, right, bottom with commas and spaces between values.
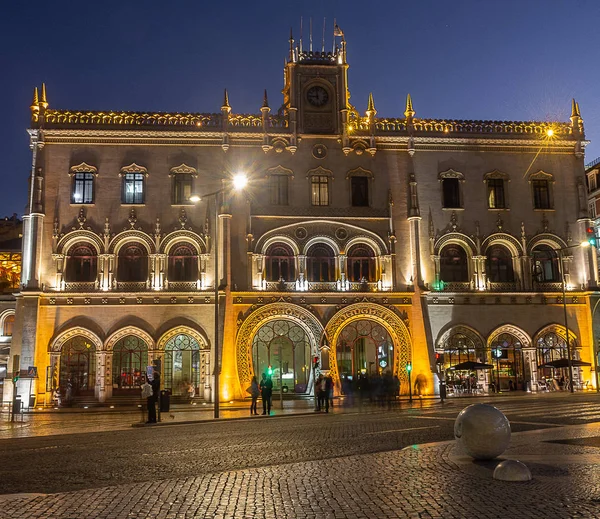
1, 0, 599, 217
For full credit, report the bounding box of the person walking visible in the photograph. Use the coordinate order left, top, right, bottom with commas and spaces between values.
260, 372, 273, 415
250, 376, 260, 415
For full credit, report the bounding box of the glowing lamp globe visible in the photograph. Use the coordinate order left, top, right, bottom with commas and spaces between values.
232, 173, 248, 191
454, 404, 511, 460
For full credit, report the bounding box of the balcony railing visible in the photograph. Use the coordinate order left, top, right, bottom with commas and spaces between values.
533, 282, 564, 292
114, 281, 149, 292
64, 281, 97, 292
487, 282, 518, 292
262, 280, 383, 292
164, 281, 200, 291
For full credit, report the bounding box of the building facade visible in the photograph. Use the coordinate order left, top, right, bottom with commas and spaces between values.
6, 34, 599, 407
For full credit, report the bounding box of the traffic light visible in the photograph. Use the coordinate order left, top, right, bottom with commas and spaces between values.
586, 226, 597, 247
406, 361, 412, 373
12, 374, 19, 383
313, 356, 319, 370
267, 365, 273, 376
435, 353, 444, 365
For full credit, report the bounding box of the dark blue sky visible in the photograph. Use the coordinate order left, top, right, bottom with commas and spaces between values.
1, 0, 599, 216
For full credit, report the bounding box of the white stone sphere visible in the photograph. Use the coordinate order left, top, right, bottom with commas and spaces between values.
454, 403, 511, 460
493, 459, 532, 481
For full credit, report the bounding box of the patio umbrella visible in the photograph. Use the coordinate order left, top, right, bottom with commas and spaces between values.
540, 358, 591, 369
449, 361, 494, 371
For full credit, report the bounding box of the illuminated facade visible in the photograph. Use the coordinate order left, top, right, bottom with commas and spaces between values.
6, 32, 599, 407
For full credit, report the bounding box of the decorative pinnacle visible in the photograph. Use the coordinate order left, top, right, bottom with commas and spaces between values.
404, 93, 415, 119
30, 87, 39, 111
367, 92, 376, 114
263, 89, 269, 108
571, 98, 581, 118
40, 83, 48, 109
222, 88, 230, 110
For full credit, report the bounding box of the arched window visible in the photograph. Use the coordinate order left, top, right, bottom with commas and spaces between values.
346, 244, 376, 282
532, 245, 559, 282
306, 244, 335, 282
112, 336, 148, 391
440, 245, 469, 282
117, 243, 148, 282
65, 243, 97, 283
168, 243, 198, 282
265, 243, 295, 282
3, 314, 14, 336
486, 245, 514, 283
59, 336, 96, 394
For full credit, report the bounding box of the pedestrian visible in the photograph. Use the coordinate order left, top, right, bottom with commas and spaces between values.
414, 373, 427, 397
141, 376, 153, 422
146, 370, 160, 424
65, 379, 73, 406
53, 387, 61, 408
260, 372, 273, 415
249, 375, 260, 415
324, 375, 333, 413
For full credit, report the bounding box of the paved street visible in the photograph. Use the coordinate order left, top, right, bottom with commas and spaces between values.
0, 393, 599, 517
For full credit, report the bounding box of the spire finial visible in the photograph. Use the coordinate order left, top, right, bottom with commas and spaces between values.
404, 93, 415, 119
263, 89, 269, 108
222, 88, 230, 109
367, 92, 376, 114
30, 87, 39, 112
289, 27, 294, 61
40, 83, 48, 109
571, 98, 581, 118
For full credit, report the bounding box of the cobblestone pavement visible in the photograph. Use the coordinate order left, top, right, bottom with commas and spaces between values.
1, 423, 600, 518
0, 393, 598, 517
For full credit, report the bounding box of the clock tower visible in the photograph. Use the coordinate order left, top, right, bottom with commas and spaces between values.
282, 28, 349, 135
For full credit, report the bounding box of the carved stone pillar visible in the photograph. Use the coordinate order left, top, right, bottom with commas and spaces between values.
433, 255, 441, 288
96, 351, 105, 402
200, 253, 209, 289
255, 254, 264, 289
298, 255, 306, 281
52, 253, 64, 290
104, 352, 113, 400
474, 255, 486, 290
339, 254, 347, 283
521, 256, 532, 290
203, 351, 211, 400
522, 347, 538, 391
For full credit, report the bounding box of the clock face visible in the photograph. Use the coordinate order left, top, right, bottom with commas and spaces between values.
306, 86, 329, 107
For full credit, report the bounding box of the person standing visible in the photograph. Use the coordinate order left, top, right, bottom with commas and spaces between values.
147, 370, 160, 424
250, 376, 260, 415
260, 372, 273, 415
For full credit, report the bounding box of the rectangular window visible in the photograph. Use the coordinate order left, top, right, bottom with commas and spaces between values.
173, 174, 193, 205
532, 180, 551, 209
71, 172, 94, 204
311, 175, 329, 206
122, 173, 145, 204
442, 178, 461, 208
351, 177, 369, 207
269, 175, 289, 205
487, 179, 505, 209
589, 174, 597, 192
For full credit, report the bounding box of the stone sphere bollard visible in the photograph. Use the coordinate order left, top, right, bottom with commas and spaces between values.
454, 403, 511, 460
493, 459, 532, 481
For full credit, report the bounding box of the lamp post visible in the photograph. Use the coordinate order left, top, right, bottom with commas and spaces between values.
554, 241, 591, 394
189, 173, 247, 419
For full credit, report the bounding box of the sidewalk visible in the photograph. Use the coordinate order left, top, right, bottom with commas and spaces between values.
0, 420, 598, 517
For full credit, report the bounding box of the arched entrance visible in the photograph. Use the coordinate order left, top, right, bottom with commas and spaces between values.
489, 332, 524, 391
251, 319, 311, 394
324, 303, 412, 395
164, 334, 202, 396
535, 326, 580, 388
336, 319, 393, 379
437, 326, 488, 393
59, 336, 96, 396
112, 336, 148, 392
236, 303, 323, 399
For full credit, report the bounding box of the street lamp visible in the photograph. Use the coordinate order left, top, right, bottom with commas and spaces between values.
555, 240, 590, 393
189, 173, 247, 418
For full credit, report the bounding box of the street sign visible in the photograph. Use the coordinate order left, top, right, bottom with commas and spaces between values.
27, 366, 38, 378
12, 354, 20, 375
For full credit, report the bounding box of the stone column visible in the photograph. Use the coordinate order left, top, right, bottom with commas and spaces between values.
522, 347, 538, 391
